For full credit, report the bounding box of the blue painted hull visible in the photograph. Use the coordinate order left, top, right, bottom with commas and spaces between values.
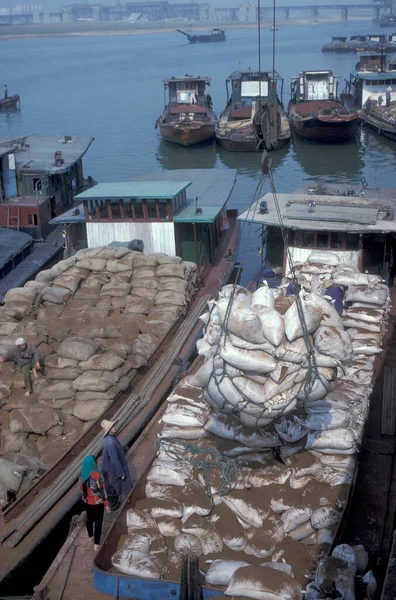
93, 567, 225, 599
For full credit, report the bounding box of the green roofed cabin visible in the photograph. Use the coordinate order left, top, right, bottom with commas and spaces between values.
62, 169, 237, 270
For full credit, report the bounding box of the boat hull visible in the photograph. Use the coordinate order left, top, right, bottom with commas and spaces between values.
188, 35, 225, 43
361, 112, 396, 142
289, 101, 360, 142
159, 122, 215, 146
0, 95, 20, 110
216, 132, 259, 152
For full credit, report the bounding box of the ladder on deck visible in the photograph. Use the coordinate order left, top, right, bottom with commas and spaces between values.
7, 205, 20, 230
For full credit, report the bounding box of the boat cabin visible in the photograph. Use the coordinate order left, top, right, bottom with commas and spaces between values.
0, 135, 94, 239
163, 76, 211, 117
368, 33, 388, 42
350, 35, 368, 42
355, 51, 388, 72
238, 186, 396, 278
50, 169, 237, 276
291, 70, 337, 103
347, 64, 396, 108
224, 69, 283, 121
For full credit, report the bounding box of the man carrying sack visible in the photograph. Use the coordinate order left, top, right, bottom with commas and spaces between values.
100, 419, 132, 511
0, 337, 41, 397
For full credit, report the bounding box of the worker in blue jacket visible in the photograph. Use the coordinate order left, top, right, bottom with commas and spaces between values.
100, 419, 132, 511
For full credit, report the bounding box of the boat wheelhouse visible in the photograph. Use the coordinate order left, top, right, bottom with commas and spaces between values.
51, 169, 238, 279
343, 56, 396, 141
0, 134, 94, 239
238, 185, 396, 279
155, 76, 217, 147
215, 69, 290, 152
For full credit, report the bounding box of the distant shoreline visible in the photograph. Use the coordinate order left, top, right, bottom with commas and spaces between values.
0, 16, 373, 41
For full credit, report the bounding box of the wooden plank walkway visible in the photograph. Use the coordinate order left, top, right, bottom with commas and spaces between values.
0, 227, 64, 302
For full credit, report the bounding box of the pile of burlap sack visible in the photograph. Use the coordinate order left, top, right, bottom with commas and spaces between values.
0, 246, 197, 507
111, 252, 388, 600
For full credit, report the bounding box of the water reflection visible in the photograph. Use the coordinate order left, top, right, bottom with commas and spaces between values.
155, 138, 217, 171
291, 133, 364, 182
216, 141, 290, 177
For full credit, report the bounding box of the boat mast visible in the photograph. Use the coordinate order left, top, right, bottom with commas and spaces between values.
258, 0, 262, 100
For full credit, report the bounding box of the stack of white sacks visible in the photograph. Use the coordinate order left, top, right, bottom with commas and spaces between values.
111, 253, 388, 600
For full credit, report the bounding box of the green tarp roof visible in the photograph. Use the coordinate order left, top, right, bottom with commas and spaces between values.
74, 181, 192, 201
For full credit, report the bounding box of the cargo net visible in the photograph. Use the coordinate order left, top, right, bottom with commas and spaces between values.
157, 437, 241, 501
198, 283, 326, 432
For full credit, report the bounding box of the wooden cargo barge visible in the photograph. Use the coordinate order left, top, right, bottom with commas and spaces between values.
288, 70, 360, 143
156, 76, 216, 147
0, 170, 240, 592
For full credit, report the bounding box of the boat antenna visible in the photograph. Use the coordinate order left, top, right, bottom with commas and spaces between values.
258, 0, 262, 99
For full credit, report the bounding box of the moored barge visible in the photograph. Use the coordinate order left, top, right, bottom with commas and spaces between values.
215, 69, 291, 152
288, 70, 360, 142
155, 76, 217, 147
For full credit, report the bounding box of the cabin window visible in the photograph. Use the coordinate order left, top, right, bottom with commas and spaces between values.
158, 201, 168, 219
33, 178, 42, 192
28, 213, 38, 226
146, 200, 158, 220
346, 233, 359, 250
330, 232, 343, 249
317, 232, 330, 248
99, 201, 109, 220
121, 200, 133, 219
132, 199, 144, 219
288, 230, 300, 246
302, 231, 315, 248
111, 201, 122, 219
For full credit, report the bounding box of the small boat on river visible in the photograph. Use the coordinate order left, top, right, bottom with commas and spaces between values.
342, 53, 396, 142
288, 70, 360, 142
176, 28, 226, 43
155, 76, 217, 147
215, 69, 291, 152
0, 94, 20, 110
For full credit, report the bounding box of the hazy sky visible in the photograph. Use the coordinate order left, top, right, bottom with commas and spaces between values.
0, 0, 376, 13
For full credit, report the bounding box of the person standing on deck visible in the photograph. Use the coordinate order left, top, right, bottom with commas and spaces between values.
378, 95, 384, 107
0, 338, 41, 397
79, 455, 110, 552
3, 85, 7, 99
365, 97, 372, 113
100, 419, 132, 511
386, 87, 392, 107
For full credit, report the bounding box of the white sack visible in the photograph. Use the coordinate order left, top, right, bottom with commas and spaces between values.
216, 298, 266, 344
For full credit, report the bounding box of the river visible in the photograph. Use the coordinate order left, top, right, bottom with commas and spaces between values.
1, 20, 396, 283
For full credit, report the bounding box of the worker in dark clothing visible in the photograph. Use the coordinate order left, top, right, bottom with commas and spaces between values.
206, 93, 213, 108
365, 97, 372, 113
285, 274, 308, 296
0, 337, 41, 396
386, 87, 392, 107
3, 85, 7, 99
322, 279, 345, 315
100, 419, 132, 511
